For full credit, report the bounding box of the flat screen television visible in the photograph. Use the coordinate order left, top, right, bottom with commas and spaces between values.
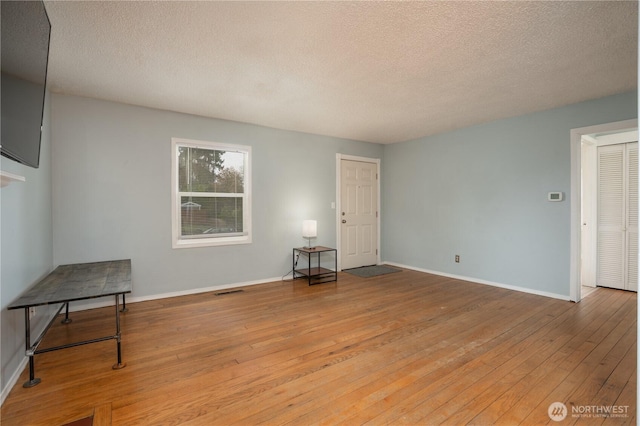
1, 0, 51, 169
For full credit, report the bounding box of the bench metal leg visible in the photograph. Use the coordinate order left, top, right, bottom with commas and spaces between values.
22, 309, 41, 388
120, 293, 128, 312
61, 302, 72, 324
112, 295, 126, 370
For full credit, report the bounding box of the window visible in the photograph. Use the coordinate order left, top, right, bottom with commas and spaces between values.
171, 138, 251, 248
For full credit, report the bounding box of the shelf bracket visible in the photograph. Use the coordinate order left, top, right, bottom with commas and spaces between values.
0, 170, 26, 188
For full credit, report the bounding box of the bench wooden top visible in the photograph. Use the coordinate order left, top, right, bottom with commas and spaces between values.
8, 259, 131, 310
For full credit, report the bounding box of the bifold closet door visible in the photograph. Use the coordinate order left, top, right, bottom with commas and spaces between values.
597, 142, 638, 291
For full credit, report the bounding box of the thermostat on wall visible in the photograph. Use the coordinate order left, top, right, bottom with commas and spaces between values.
548, 192, 564, 202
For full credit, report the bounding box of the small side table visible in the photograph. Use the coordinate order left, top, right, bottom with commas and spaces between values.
293, 246, 337, 285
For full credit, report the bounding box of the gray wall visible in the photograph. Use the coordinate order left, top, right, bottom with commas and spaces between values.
382, 91, 637, 298
51, 94, 383, 298
1, 93, 53, 394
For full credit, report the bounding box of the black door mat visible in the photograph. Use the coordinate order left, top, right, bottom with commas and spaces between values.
343, 265, 401, 278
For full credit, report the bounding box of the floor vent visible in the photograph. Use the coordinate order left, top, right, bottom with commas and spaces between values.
214, 289, 244, 296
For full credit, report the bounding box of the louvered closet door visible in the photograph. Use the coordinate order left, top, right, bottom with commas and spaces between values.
597, 142, 638, 291
626, 143, 638, 291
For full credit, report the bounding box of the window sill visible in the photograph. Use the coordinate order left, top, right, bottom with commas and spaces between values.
172, 236, 252, 249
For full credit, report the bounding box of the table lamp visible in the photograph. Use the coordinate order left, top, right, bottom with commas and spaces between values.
302, 220, 317, 249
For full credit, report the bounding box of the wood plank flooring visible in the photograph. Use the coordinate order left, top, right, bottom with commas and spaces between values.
1, 269, 636, 425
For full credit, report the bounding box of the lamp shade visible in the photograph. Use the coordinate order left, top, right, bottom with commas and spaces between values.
302, 220, 317, 238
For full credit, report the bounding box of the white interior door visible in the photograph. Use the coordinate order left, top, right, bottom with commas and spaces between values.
597, 142, 638, 291
340, 159, 378, 269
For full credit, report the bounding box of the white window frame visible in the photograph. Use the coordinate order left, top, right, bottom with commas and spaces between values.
171, 137, 252, 248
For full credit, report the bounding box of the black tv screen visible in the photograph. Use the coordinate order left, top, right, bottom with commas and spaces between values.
1, 0, 51, 169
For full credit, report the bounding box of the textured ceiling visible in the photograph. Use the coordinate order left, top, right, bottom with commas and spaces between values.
43, 1, 638, 144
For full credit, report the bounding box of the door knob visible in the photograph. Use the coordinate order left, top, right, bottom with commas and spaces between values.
342, 220, 347, 223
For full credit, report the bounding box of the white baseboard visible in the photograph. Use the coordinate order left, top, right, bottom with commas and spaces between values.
1, 357, 28, 406
66, 276, 284, 312
383, 262, 570, 301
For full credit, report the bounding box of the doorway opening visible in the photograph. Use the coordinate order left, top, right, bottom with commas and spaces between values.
570, 119, 638, 302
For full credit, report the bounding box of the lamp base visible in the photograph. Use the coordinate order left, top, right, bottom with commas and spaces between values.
303, 237, 316, 250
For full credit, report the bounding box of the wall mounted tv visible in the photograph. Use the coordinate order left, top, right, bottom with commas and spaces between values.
1, 0, 51, 169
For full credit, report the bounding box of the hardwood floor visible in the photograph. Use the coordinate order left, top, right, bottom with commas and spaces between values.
1, 269, 636, 425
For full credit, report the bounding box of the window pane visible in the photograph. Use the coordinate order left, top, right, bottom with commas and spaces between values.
178, 146, 244, 194
181, 196, 244, 237
218, 151, 244, 193
178, 146, 224, 192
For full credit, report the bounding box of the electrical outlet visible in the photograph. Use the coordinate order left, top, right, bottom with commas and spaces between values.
455, 255, 460, 263
28, 307, 36, 319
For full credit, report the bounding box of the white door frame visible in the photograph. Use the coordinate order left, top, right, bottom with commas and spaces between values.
336, 154, 381, 271
580, 138, 597, 289
570, 118, 637, 302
